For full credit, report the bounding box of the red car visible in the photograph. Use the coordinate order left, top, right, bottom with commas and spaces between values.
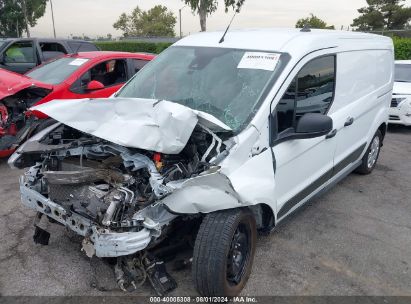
0, 51, 154, 157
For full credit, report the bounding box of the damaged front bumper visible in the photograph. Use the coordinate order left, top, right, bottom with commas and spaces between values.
20, 176, 171, 257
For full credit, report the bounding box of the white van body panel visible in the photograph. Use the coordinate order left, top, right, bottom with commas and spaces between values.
332, 50, 393, 174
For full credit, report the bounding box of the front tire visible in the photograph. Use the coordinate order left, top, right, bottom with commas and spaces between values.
355, 130, 383, 175
192, 208, 256, 297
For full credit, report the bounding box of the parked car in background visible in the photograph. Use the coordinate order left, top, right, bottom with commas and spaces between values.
389, 60, 411, 126
0, 38, 99, 74
0, 51, 154, 157
9, 29, 393, 297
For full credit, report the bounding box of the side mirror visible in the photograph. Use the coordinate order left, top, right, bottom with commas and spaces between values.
273, 113, 333, 145
295, 113, 333, 138
0, 53, 5, 64
86, 80, 105, 91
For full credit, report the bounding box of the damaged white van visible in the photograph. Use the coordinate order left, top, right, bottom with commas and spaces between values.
9, 28, 394, 296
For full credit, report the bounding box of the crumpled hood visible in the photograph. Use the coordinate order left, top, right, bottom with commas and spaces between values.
393, 81, 411, 95
31, 98, 232, 154
0, 68, 53, 100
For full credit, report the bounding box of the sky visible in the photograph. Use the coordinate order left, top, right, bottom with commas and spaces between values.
30, 0, 411, 38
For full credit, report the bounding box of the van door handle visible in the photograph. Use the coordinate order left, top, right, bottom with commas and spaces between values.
325, 129, 337, 139
344, 117, 354, 127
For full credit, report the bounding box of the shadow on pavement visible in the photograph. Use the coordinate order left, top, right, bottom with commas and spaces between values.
387, 124, 411, 134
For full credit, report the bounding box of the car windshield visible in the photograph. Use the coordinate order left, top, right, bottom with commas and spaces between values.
26, 57, 89, 85
117, 46, 282, 131
394, 64, 411, 82
0, 41, 6, 49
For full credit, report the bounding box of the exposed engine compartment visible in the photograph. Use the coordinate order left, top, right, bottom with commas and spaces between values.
18, 122, 230, 244
27, 124, 221, 229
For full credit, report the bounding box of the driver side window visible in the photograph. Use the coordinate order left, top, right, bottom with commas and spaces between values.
276, 55, 336, 133
88, 59, 127, 87
72, 59, 128, 93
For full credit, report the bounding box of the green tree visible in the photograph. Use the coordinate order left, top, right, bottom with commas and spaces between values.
184, 0, 245, 32
352, 0, 411, 31
0, 0, 48, 37
113, 5, 177, 37
296, 14, 335, 29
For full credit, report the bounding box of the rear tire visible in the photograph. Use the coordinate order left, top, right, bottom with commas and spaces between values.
192, 208, 256, 297
355, 130, 382, 175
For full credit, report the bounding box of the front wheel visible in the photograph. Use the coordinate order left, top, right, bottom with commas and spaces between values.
192, 208, 256, 296
355, 130, 383, 175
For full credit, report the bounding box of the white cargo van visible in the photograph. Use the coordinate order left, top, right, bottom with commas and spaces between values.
390, 60, 411, 125
10, 28, 394, 296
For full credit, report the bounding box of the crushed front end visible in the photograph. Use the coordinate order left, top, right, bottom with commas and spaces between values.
0, 86, 51, 157
11, 121, 230, 294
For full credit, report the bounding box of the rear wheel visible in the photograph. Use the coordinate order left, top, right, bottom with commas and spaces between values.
192, 208, 256, 296
355, 130, 382, 175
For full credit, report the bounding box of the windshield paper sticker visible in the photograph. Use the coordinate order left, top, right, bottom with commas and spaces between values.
69, 58, 89, 66
238, 52, 280, 71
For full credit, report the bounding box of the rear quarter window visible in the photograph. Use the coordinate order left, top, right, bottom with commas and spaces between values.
67, 41, 98, 52
40, 42, 67, 53
39, 42, 67, 61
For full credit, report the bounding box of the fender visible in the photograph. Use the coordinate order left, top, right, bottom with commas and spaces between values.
162, 171, 243, 214
163, 149, 277, 217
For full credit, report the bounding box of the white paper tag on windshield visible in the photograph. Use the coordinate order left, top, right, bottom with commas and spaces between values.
238, 52, 280, 71
69, 58, 89, 66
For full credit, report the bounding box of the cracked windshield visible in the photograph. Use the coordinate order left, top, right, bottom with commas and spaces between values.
117, 46, 281, 131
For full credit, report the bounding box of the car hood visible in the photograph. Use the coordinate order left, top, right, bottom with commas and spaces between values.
0, 68, 53, 100
31, 98, 233, 154
393, 81, 411, 95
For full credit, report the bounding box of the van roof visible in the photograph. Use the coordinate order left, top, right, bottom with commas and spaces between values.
175, 28, 393, 55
